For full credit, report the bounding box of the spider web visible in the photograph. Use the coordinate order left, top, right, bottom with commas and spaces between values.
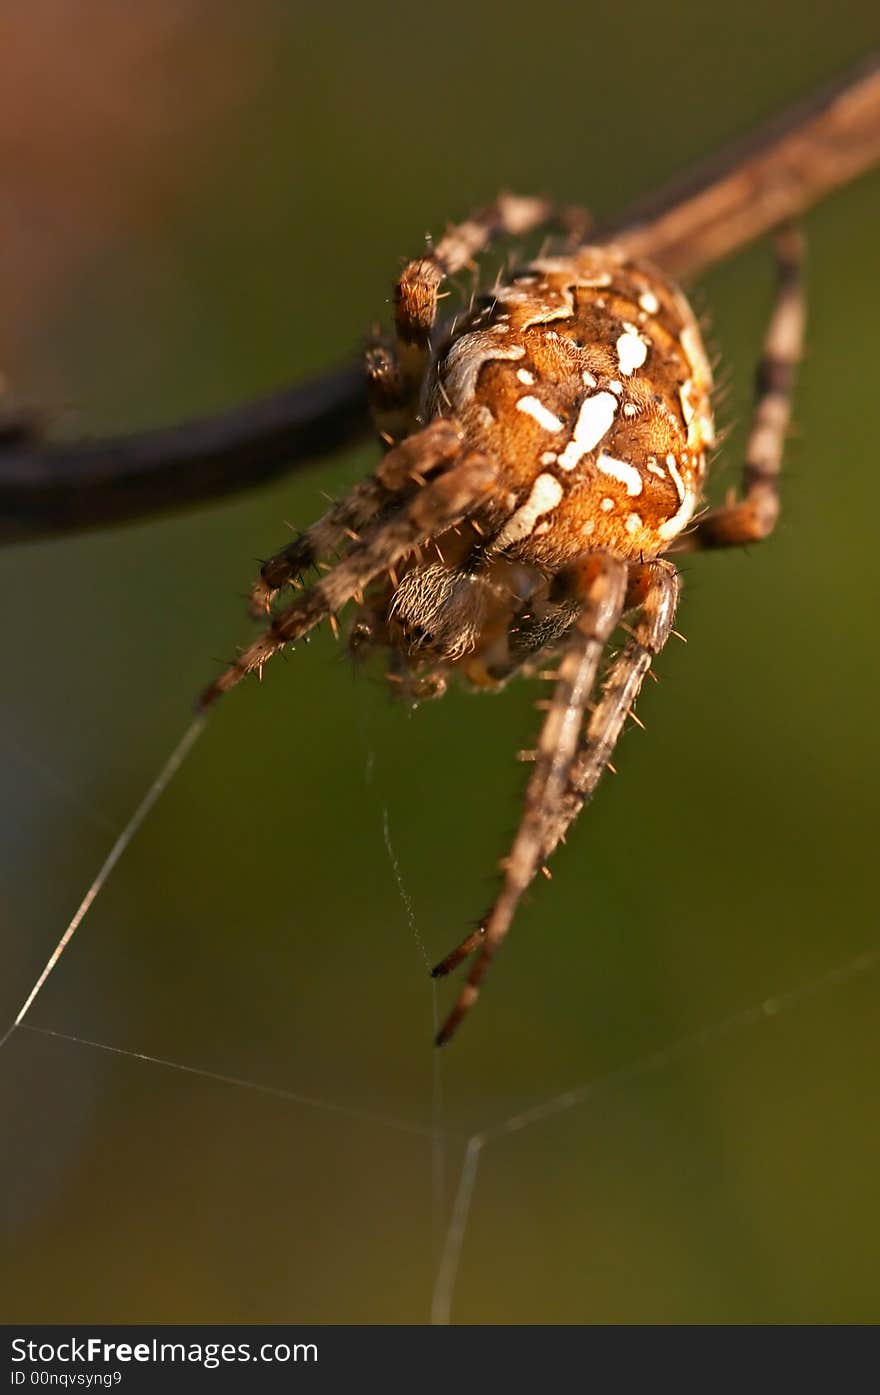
2, 696, 879, 1324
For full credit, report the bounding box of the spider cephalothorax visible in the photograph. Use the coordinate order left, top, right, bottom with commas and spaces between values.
198, 195, 804, 1044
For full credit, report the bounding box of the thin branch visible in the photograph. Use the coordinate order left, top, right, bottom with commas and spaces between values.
2, 50, 878, 543
0, 362, 368, 542
604, 48, 880, 274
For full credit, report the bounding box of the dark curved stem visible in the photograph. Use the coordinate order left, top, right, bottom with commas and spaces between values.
0, 362, 369, 542
2, 50, 878, 543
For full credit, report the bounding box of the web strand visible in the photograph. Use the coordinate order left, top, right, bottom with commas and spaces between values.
4, 702, 878, 1326
382, 806, 448, 1269
18, 1024, 440, 1140
431, 1132, 485, 1326
429, 942, 880, 1325
3, 715, 206, 1042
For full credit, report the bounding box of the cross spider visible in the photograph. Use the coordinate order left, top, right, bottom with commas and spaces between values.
198, 195, 805, 1045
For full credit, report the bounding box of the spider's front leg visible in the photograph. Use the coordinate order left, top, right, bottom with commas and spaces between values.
675, 225, 805, 551
249, 418, 462, 615
393, 194, 554, 397
432, 552, 634, 1045
371, 193, 586, 442
199, 421, 494, 708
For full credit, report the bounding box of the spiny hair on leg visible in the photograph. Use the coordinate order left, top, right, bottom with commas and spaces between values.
250, 418, 467, 616
199, 447, 495, 708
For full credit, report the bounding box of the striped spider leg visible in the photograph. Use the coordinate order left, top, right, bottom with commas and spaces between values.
431, 551, 630, 1039
432, 228, 805, 1043
376, 192, 592, 441
198, 420, 495, 707
433, 559, 679, 1044
248, 418, 468, 617
673, 225, 806, 552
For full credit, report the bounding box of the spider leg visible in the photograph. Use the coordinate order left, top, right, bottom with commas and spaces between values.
387, 194, 583, 433
249, 418, 462, 615
396, 194, 553, 348
432, 552, 630, 1044
541, 561, 681, 862
675, 225, 805, 551
199, 433, 494, 708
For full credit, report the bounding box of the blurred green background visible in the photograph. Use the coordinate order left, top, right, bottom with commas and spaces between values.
1, 1, 879, 1325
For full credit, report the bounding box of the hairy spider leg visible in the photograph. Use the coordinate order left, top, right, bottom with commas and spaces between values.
675, 225, 805, 550
540, 559, 681, 868
369, 194, 593, 440
200, 433, 494, 708
249, 419, 463, 614
433, 553, 630, 1044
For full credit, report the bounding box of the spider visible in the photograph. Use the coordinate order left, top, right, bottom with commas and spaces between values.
195, 194, 805, 1045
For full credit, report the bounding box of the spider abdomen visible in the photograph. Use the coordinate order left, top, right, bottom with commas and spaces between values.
432, 245, 714, 565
